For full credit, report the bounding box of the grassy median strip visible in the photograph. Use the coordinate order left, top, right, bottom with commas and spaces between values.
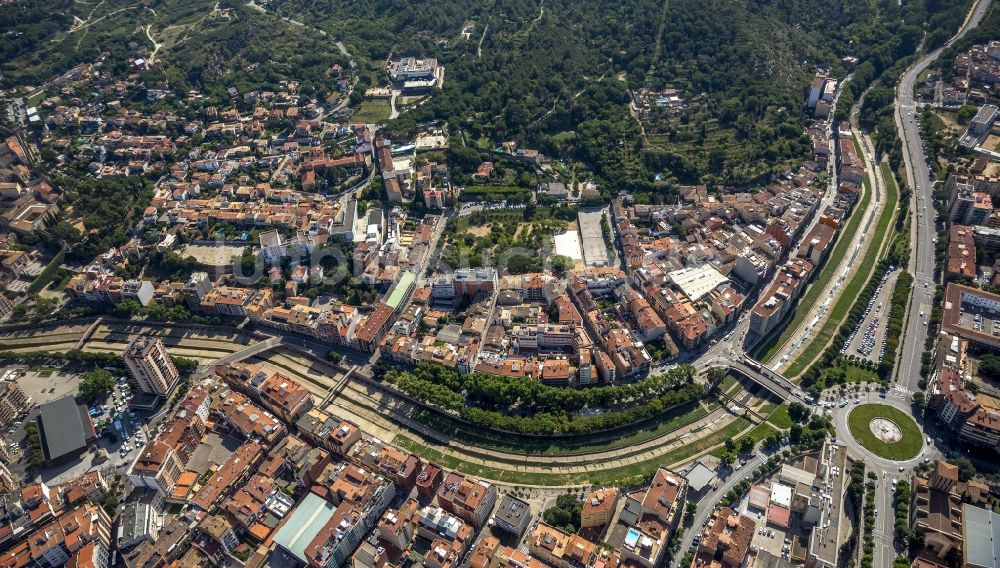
757, 171, 873, 363
783, 165, 899, 378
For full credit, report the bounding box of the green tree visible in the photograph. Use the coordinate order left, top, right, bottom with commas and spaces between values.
78, 369, 115, 404
543, 494, 583, 533
707, 368, 726, 389
551, 255, 574, 275
947, 458, 976, 481
23, 422, 43, 468
170, 357, 198, 374
684, 502, 697, 525
788, 402, 811, 423
979, 355, 1000, 380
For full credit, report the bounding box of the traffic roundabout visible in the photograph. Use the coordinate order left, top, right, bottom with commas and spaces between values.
846, 403, 923, 460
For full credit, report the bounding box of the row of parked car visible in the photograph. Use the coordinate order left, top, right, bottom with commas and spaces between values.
841, 270, 893, 361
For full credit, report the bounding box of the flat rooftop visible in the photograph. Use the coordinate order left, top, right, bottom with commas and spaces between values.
669, 264, 730, 302
942, 283, 1000, 349
272, 492, 336, 564
808, 443, 848, 568
37, 396, 89, 461
963, 503, 1000, 568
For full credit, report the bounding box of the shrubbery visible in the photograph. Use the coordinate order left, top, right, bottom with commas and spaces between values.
881, 271, 913, 376
379, 362, 700, 435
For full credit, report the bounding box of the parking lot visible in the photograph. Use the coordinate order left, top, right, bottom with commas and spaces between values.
841, 269, 898, 364
957, 307, 1000, 338
7, 367, 150, 484
15, 368, 80, 406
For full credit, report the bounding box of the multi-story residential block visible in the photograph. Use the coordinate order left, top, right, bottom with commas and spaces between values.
581, 488, 619, 530
911, 462, 966, 560
414, 503, 474, 561
222, 473, 293, 542
296, 408, 362, 457
211, 389, 286, 445
0, 504, 112, 568
750, 258, 813, 337
436, 472, 498, 528
194, 514, 240, 562
127, 441, 185, 496
693, 508, 756, 568
947, 174, 995, 226
453, 268, 498, 299
493, 495, 531, 537
354, 303, 396, 352
122, 515, 194, 568
200, 286, 262, 317
929, 366, 1000, 451
123, 336, 179, 397
618, 467, 687, 568
947, 225, 977, 281
417, 463, 445, 501
118, 498, 159, 550
0, 380, 29, 429
274, 464, 396, 568
218, 363, 313, 422
527, 523, 597, 568
181, 271, 213, 309
375, 500, 419, 553
190, 443, 264, 513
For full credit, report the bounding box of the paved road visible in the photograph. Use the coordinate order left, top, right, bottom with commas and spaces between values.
824, 389, 942, 568
671, 450, 770, 568
863, 4, 996, 565
895, 0, 993, 394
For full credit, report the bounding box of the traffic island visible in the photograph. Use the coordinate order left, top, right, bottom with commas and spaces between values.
847, 404, 922, 460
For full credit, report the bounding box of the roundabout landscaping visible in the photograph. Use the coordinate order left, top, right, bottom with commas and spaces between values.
846, 403, 923, 460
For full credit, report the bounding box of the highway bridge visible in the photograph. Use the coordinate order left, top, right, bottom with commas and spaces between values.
727, 358, 808, 405
191, 336, 282, 379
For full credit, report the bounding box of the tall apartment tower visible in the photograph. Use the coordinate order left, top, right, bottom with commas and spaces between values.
123, 337, 180, 396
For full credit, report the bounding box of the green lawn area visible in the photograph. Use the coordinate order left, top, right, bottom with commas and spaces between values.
26, 90, 44, 107
757, 163, 873, 363
350, 99, 391, 123
818, 360, 881, 384
757, 401, 777, 416
781, 161, 899, 378
395, 417, 752, 486
711, 422, 779, 457
767, 404, 794, 429
720, 374, 740, 395
846, 404, 923, 460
